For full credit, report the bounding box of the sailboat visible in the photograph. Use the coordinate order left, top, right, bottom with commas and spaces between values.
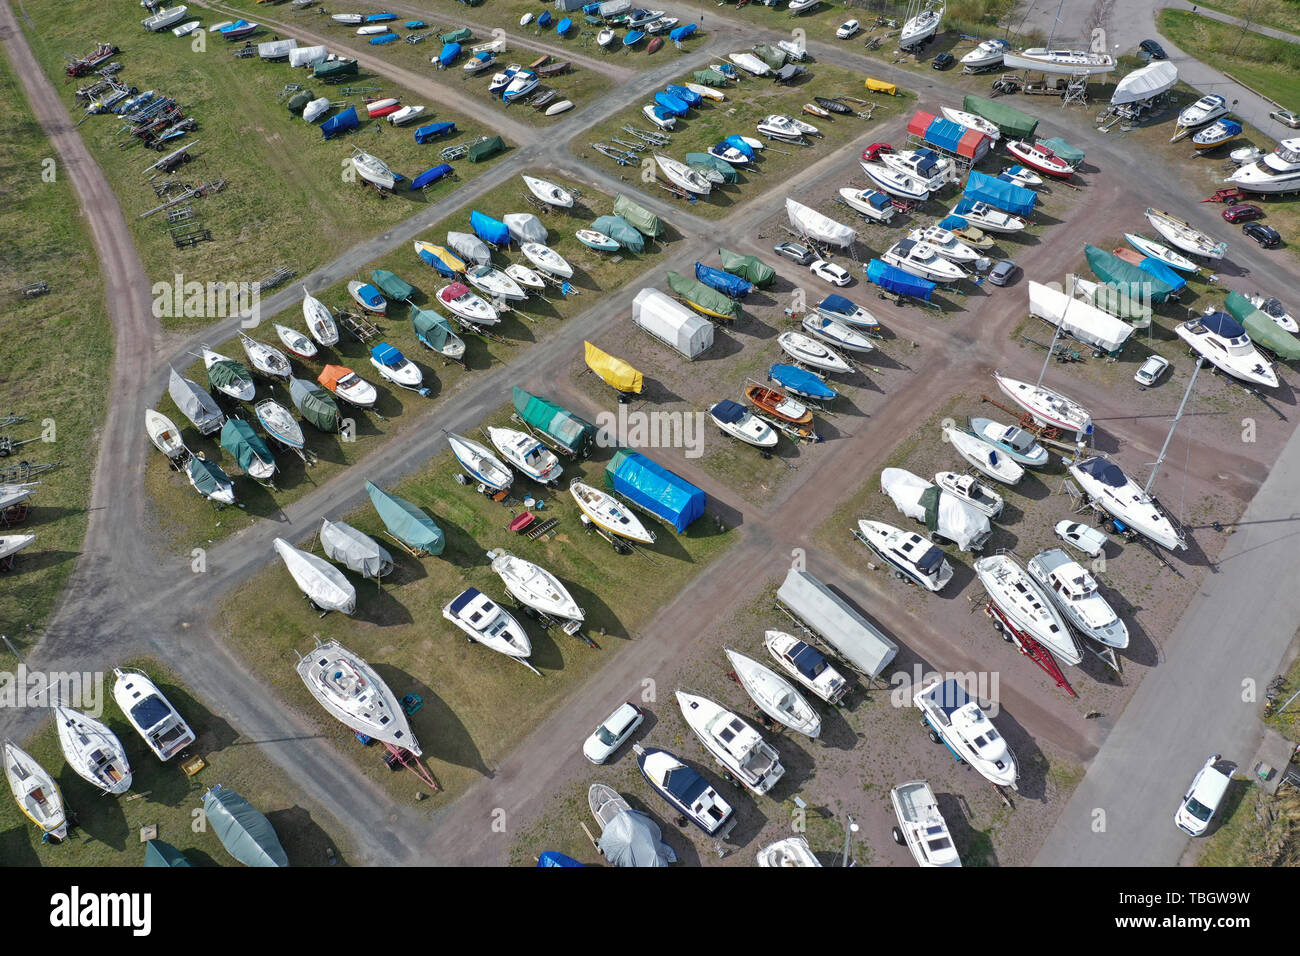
302, 287, 339, 346
296, 639, 421, 754
899, 0, 944, 48
521, 175, 574, 208
654, 154, 712, 195
4, 741, 68, 840
491, 551, 583, 622
724, 648, 821, 738
1145, 207, 1227, 259
55, 705, 133, 795
275, 324, 318, 359
570, 480, 655, 544
239, 333, 292, 380
974, 553, 1082, 664
202, 347, 256, 401
145, 409, 187, 460
272, 537, 357, 614
447, 432, 513, 491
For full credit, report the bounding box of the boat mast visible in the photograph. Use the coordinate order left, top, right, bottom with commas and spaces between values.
1144, 357, 1201, 494
1046, 0, 1065, 47
1036, 274, 1077, 387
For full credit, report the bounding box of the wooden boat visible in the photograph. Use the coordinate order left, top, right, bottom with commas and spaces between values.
802, 103, 831, 118
275, 323, 318, 359
145, 408, 186, 459
725, 648, 820, 738
647, 36, 663, 53
570, 479, 655, 544
4, 741, 68, 840
743, 384, 812, 426
239, 332, 291, 380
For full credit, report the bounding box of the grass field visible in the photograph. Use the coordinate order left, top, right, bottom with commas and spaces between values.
1183, 0, 1300, 38
1159, 10, 1300, 108
142, 169, 680, 551
214, 414, 735, 804
17, 0, 509, 319
576, 62, 915, 219
0, 658, 349, 866
0, 49, 112, 643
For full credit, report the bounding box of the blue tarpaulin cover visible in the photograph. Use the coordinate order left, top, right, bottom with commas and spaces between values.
537, 851, 585, 867
711, 399, 747, 423
665, 84, 701, 106
866, 259, 936, 301
470, 210, 511, 246
937, 215, 967, 231
723, 134, 755, 158
321, 106, 358, 140
769, 363, 837, 400
1136, 256, 1186, 293
1201, 312, 1244, 339
371, 33, 399, 45
964, 169, 1036, 217
670, 24, 697, 41
438, 41, 461, 65
694, 262, 751, 298
411, 164, 453, 189
604, 450, 706, 533
414, 121, 456, 143
654, 91, 689, 116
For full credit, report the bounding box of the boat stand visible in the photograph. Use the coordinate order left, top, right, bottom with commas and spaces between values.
980, 600, 1076, 696
380, 741, 441, 791
509, 597, 598, 649
449, 312, 509, 345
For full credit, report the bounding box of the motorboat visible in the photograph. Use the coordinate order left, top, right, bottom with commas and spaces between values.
969, 417, 1050, 467
654, 154, 712, 195
642, 104, 676, 130
891, 781, 961, 867
1176, 313, 1276, 388
302, 97, 330, 123
1054, 519, 1108, 558
647, 17, 680, 34
708, 400, 779, 448
112, 667, 196, 761
1000, 164, 1042, 187
636, 746, 735, 836
859, 161, 930, 201
724, 648, 821, 738
347, 280, 388, 314
628, 9, 666, 28
993, 372, 1092, 437
1001, 47, 1115, 75
319, 363, 378, 409
1232, 143, 1264, 165
764, 629, 847, 704
839, 187, 896, 223
899, 1, 943, 47
1006, 139, 1075, 178
882, 239, 966, 283
296, 639, 421, 754
855, 519, 953, 592
142, 5, 188, 31
800, 313, 875, 353
273, 537, 356, 614
757, 835, 822, 866
522, 175, 575, 209
943, 425, 1024, 485
1124, 233, 1198, 273
502, 69, 540, 102
388, 105, 426, 126
1227, 138, 1300, 194
505, 264, 545, 294
570, 480, 655, 544
1069, 456, 1186, 551
769, 363, 836, 402
238, 332, 291, 380
708, 142, 751, 166
442, 588, 535, 669
351, 150, 396, 191
1173, 94, 1228, 141
521, 242, 573, 278
491, 551, 583, 622
948, 200, 1026, 233
756, 114, 807, 142
974, 553, 1082, 665
331, 13, 363, 25
487, 66, 521, 96
438, 282, 499, 325
815, 294, 883, 333
744, 385, 813, 428
186, 455, 236, 505
1247, 294, 1299, 333
55, 705, 132, 795
1145, 207, 1227, 259
447, 432, 512, 491
4, 742, 67, 840
487, 426, 562, 483
145, 408, 187, 460
369, 343, 424, 391
907, 225, 979, 263
275, 323, 318, 359
1192, 119, 1242, 150
959, 38, 1009, 70
465, 51, 497, 74
597, 28, 616, 47
777, 331, 852, 374
728, 52, 771, 77
1027, 548, 1129, 649
465, 264, 527, 302
934, 471, 1004, 518
881, 148, 954, 191
675, 691, 784, 795
709, 62, 739, 82
787, 0, 819, 13
941, 106, 1001, 140
914, 677, 1017, 788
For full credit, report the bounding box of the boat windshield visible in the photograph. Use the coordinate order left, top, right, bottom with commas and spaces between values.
130, 696, 172, 732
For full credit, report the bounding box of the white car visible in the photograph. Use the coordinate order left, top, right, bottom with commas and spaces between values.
836, 19, 860, 39
1134, 354, 1170, 387
810, 259, 851, 287
1174, 754, 1232, 836
1053, 520, 1107, 558
582, 701, 644, 764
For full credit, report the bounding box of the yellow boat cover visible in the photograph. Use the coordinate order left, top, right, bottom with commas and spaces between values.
584, 341, 643, 394
864, 77, 898, 95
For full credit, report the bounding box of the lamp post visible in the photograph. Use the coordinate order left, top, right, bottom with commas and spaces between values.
841, 815, 860, 867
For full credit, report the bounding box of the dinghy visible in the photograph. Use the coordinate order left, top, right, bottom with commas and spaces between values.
725, 648, 820, 737
442, 587, 535, 669
491, 551, 583, 621
302, 287, 340, 346
545, 100, 574, 117
369, 343, 424, 391
4, 742, 68, 840
778, 331, 851, 374
676, 691, 784, 795
447, 432, 512, 491
934, 471, 1004, 518
598, 28, 616, 47
800, 314, 875, 353
438, 282, 499, 325
466, 264, 527, 302
55, 706, 132, 795
348, 280, 388, 314
577, 228, 620, 251
623, 29, 644, 47
275, 323, 318, 359
570, 479, 655, 544
891, 780, 962, 867
636, 747, 735, 836
975, 553, 1081, 664
522, 175, 574, 208
296, 639, 419, 753
318, 365, 379, 408
112, 667, 195, 761
172, 20, 201, 37
654, 154, 712, 195
1124, 233, 1198, 272
708, 400, 778, 448
256, 399, 308, 451
239, 332, 291, 380
273, 537, 356, 614
487, 426, 562, 483
943, 425, 1024, 484
519, 12, 533, 26
145, 408, 187, 459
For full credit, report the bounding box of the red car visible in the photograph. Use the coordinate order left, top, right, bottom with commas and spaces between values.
861, 142, 894, 162
1222, 204, 1264, 223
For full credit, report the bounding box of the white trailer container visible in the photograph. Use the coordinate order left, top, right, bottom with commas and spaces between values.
631, 288, 714, 359
1028, 280, 1135, 354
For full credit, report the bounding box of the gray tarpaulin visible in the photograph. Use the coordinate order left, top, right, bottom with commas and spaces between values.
776, 568, 898, 678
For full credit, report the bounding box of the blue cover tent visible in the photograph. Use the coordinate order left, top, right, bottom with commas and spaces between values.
1201, 312, 1245, 339
769, 363, 837, 401
321, 106, 358, 140
605, 450, 706, 533
665, 84, 701, 106
470, 210, 511, 246
1137, 256, 1186, 293
654, 91, 689, 116
414, 121, 457, 143
937, 214, 968, 231
438, 41, 461, 65
670, 24, 697, 42
371, 33, 399, 45
410, 164, 453, 189
538, 850, 586, 866
694, 262, 751, 298
866, 259, 935, 301
723, 134, 755, 159
964, 170, 1036, 217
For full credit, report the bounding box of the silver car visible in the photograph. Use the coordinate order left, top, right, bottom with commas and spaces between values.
987, 259, 1019, 286
582, 701, 644, 764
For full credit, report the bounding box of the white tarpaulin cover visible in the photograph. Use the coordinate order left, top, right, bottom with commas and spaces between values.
447, 231, 491, 266
598, 0, 631, 16
258, 39, 298, 60
503, 213, 547, 245
598, 810, 677, 867
1109, 60, 1178, 106
1028, 280, 1135, 353
288, 45, 328, 68
168, 368, 223, 433
880, 468, 991, 552
776, 568, 898, 678
273, 537, 356, 614
320, 518, 393, 579
786, 198, 856, 249
632, 288, 714, 358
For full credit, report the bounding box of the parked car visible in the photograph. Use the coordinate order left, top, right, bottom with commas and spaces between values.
1270, 108, 1300, 129
1139, 39, 1167, 60
861, 142, 893, 162
773, 240, 815, 264
810, 258, 852, 286
1134, 354, 1170, 387
1243, 222, 1282, 248
1054, 520, 1107, 558
836, 19, 860, 39
582, 702, 644, 764
1174, 754, 1233, 836
1222, 203, 1264, 224
932, 52, 955, 70
987, 259, 1019, 286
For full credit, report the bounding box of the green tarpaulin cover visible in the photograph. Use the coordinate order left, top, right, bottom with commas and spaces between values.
144, 839, 191, 867
314, 59, 358, 79
666, 271, 741, 321
204, 786, 288, 868
411, 306, 455, 351
289, 377, 340, 432
692, 69, 726, 87
1085, 244, 1174, 304
963, 94, 1038, 138
752, 43, 787, 69
370, 269, 414, 300
718, 248, 776, 287
685, 152, 738, 183
220, 419, 274, 476
591, 215, 644, 253
206, 358, 250, 394
467, 136, 504, 163
513, 385, 595, 455
613, 194, 663, 238
187, 457, 229, 497
441, 28, 472, 43
1224, 291, 1300, 359
1037, 136, 1084, 165
366, 480, 445, 555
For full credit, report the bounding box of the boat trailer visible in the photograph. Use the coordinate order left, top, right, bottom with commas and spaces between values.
977, 393, 1086, 454
979, 599, 1077, 696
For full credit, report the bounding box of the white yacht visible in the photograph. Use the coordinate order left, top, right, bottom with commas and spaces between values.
854, 519, 953, 592
1027, 549, 1129, 649
959, 39, 1008, 71
949, 200, 1026, 233
113, 667, 196, 761
914, 677, 1018, 788
880, 148, 954, 192
860, 161, 931, 201
941, 106, 1001, 139
1175, 312, 1277, 388
974, 554, 1082, 664
891, 780, 962, 866
764, 630, 847, 704
1068, 456, 1186, 551
55, 705, 132, 795
1228, 138, 1300, 194
486, 426, 563, 483
676, 690, 785, 794
490, 551, 583, 623
908, 225, 979, 263
993, 372, 1093, 437
442, 588, 535, 669
636, 746, 735, 837
882, 239, 966, 283
934, 471, 1004, 518
899, 1, 944, 47
296, 639, 422, 754
1001, 48, 1115, 75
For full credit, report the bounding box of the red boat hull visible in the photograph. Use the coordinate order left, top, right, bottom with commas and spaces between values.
1006, 142, 1074, 178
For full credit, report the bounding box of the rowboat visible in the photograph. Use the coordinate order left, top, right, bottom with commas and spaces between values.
570, 479, 655, 544
598, 28, 615, 47
302, 287, 339, 345
275, 323, 318, 359
438, 282, 499, 325
545, 100, 574, 116
4, 741, 67, 840
331, 13, 363, 25
447, 432, 513, 491
172, 20, 201, 37
239, 332, 291, 380
347, 280, 387, 314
